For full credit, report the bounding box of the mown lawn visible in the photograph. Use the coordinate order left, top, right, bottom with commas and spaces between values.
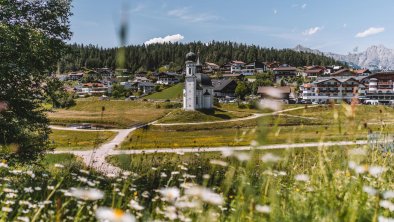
145, 83, 183, 100
157, 108, 251, 123
49, 129, 116, 150
47, 99, 174, 128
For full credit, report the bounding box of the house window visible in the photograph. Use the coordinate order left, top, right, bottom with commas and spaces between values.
189, 68, 191, 74
196, 96, 199, 105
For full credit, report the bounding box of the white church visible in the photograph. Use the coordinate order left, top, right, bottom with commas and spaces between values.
183, 51, 214, 111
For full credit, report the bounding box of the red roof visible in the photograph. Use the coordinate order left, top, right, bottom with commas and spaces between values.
304, 69, 324, 74
354, 69, 370, 74
231, 60, 245, 64
273, 67, 297, 71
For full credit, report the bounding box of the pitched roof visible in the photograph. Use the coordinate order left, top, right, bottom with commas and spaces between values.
304, 69, 324, 74
197, 73, 213, 87
331, 69, 354, 76
273, 67, 297, 71
354, 69, 371, 74
232, 60, 245, 64
211, 79, 236, 91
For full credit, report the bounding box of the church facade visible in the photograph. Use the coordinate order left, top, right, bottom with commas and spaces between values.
183, 51, 214, 111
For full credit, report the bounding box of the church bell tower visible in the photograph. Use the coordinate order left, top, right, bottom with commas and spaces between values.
183, 51, 197, 111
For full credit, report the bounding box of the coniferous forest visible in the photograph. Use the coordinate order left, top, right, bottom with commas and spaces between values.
59, 41, 344, 73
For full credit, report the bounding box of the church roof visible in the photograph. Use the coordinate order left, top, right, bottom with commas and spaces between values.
186, 51, 197, 62
197, 73, 213, 87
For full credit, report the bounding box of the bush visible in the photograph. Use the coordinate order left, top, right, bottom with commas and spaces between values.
238, 104, 247, 109
162, 102, 182, 109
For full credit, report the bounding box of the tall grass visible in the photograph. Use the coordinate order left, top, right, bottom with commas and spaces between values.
2, 103, 394, 221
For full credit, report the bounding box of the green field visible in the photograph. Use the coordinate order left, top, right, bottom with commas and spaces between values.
145, 83, 183, 100
157, 108, 251, 123
119, 104, 394, 149
40, 154, 85, 174
47, 99, 173, 128
49, 129, 116, 150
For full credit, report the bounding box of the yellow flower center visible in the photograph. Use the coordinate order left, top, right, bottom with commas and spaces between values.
113, 209, 124, 218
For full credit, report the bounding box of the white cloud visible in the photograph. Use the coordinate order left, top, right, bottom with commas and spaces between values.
302, 27, 322, 36
355, 27, 385, 38
144, 34, 184, 45
130, 3, 145, 13
273, 9, 277, 14
301, 3, 307, 9
343, 23, 347, 28
168, 7, 218, 22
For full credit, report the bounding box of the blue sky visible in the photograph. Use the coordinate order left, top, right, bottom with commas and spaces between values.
70, 0, 394, 54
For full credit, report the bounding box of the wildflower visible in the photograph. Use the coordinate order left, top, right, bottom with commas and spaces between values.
96, 207, 135, 222
259, 99, 282, 111
2, 207, 12, 212
70, 188, 104, 201
221, 148, 234, 157
129, 200, 144, 211
234, 152, 251, 162
250, 140, 258, 146
141, 191, 150, 198
171, 171, 180, 175
26, 170, 35, 178
185, 186, 224, 206
0, 162, 8, 168
3, 188, 17, 193
369, 166, 385, 177
79, 169, 90, 175
34, 187, 42, 191
295, 174, 310, 182
23, 187, 34, 193
209, 160, 228, 167
261, 153, 282, 163
378, 216, 394, 222
160, 172, 167, 178
348, 148, 367, 156
363, 186, 377, 196
379, 200, 394, 211
383, 191, 394, 199
54, 164, 64, 169
255, 205, 271, 214
175, 200, 200, 209
159, 187, 180, 202
17, 216, 29, 222
163, 206, 177, 220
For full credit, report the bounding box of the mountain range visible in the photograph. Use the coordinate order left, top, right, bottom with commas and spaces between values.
293, 44, 394, 70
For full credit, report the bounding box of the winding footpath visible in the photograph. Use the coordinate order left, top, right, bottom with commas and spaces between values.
49, 105, 339, 177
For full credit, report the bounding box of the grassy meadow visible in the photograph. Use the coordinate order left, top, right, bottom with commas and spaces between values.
47, 99, 176, 128
49, 129, 116, 150
145, 83, 183, 100
119, 104, 394, 149
157, 108, 251, 123
3, 103, 394, 221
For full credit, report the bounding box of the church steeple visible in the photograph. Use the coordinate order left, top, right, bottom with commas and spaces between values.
196, 49, 201, 65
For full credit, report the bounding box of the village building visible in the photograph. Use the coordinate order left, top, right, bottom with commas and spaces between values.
230, 61, 246, 74
156, 72, 180, 85
211, 79, 238, 98
241, 61, 267, 75
183, 51, 214, 110
300, 77, 366, 103
273, 66, 297, 83
203, 62, 220, 74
